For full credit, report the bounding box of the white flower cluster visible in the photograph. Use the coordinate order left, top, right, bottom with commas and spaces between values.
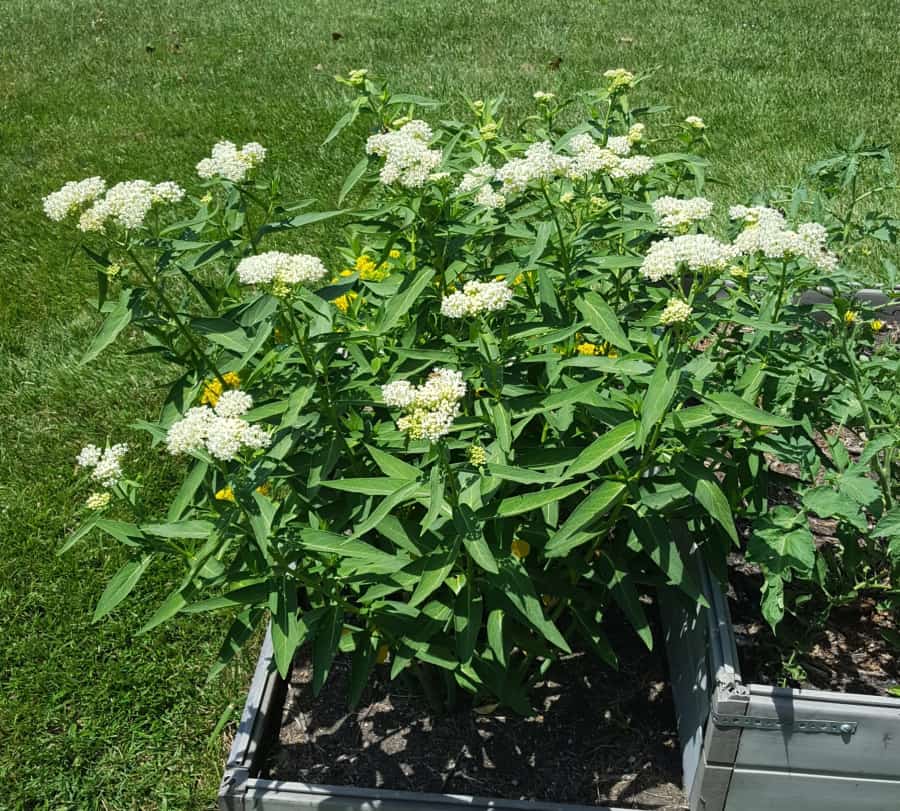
166, 391, 269, 461
652, 196, 714, 233
495, 142, 571, 193
235, 251, 328, 287
457, 164, 505, 208
78, 180, 185, 232
533, 91, 556, 103
729, 206, 838, 271
43, 177, 107, 222
197, 141, 267, 182
76, 443, 128, 488
382, 368, 467, 442
641, 234, 736, 282
365, 120, 442, 188
627, 123, 645, 144
441, 279, 513, 318
565, 133, 654, 182
659, 298, 693, 325
685, 116, 706, 129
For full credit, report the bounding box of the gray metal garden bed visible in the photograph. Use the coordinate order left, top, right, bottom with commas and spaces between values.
220, 563, 900, 811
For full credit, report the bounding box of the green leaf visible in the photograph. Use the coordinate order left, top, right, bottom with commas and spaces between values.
352, 480, 421, 538
545, 481, 626, 557
747, 512, 815, 576
141, 520, 215, 539
454, 588, 482, 665
487, 609, 506, 666
497, 562, 571, 653
271, 580, 301, 678
312, 606, 343, 696
454, 504, 498, 574
675, 463, 738, 544
596, 552, 652, 650
528, 221, 553, 267
495, 481, 585, 518
348, 634, 377, 709
366, 445, 420, 479
564, 421, 638, 479
485, 465, 558, 485
492, 402, 512, 455
338, 156, 370, 204
409, 538, 460, 606
873, 508, 900, 539
421, 465, 446, 532
138, 587, 189, 635
208, 608, 263, 680
639, 359, 677, 447
298, 530, 407, 574
323, 107, 359, 145
81, 288, 132, 364
376, 269, 435, 334
321, 477, 425, 496
838, 474, 882, 509
167, 461, 208, 521
575, 292, 633, 352
760, 573, 785, 630
93, 555, 154, 622
705, 392, 797, 427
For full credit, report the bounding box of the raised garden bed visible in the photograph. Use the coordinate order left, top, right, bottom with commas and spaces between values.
219, 578, 732, 811
223, 558, 900, 811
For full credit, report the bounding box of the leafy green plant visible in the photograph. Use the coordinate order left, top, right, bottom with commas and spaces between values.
49, 69, 896, 711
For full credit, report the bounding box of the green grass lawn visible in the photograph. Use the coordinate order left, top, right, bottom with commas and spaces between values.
1, 1, 897, 808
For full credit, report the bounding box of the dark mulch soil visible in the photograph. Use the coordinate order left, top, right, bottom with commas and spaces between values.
728, 561, 900, 697
264, 613, 686, 809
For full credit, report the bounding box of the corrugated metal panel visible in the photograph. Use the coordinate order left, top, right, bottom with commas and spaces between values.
732, 689, 900, 779
724, 768, 900, 811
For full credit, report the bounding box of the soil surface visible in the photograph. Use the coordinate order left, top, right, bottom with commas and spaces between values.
728, 561, 900, 696
265, 614, 686, 809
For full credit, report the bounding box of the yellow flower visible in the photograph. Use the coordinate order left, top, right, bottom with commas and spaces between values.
215, 486, 235, 503
511, 539, 531, 559
105, 262, 121, 277
334, 291, 359, 313
200, 192, 213, 205
355, 254, 377, 273
871, 319, 885, 332
339, 268, 354, 277
389, 249, 401, 259
200, 371, 241, 406
575, 341, 612, 357
467, 445, 488, 467
729, 265, 749, 279
256, 482, 271, 496
86, 492, 111, 510
376, 643, 390, 664
843, 310, 859, 325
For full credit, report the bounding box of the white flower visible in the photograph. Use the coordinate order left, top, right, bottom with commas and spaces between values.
457, 164, 504, 208
166, 407, 214, 455
627, 123, 645, 144
365, 120, 443, 188
604, 68, 636, 90
685, 116, 706, 129
659, 298, 693, 325
76, 444, 102, 468
381, 381, 418, 408
235, 252, 328, 288
441, 280, 513, 318
43, 177, 107, 222
533, 91, 556, 102
652, 196, 714, 233
730, 207, 838, 271
78, 180, 184, 232
381, 368, 467, 442
197, 141, 267, 182
640, 234, 735, 282
214, 389, 254, 418
566, 134, 622, 180
612, 155, 655, 179
606, 136, 632, 157
86, 491, 112, 510
495, 142, 571, 194
77, 443, 128, 488
165, 404, 270, 461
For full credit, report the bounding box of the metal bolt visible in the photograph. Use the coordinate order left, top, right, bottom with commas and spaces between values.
840, 723, 853, 734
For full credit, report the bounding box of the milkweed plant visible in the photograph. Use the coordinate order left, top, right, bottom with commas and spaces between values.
50, 68, 899, 711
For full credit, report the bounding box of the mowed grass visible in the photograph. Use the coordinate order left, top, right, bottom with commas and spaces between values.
0, 1, 897, 808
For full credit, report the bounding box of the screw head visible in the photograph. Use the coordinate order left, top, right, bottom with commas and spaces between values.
840, 723, 853, 734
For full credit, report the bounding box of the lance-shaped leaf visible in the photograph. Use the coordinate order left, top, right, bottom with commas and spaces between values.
564, 421, 638, 479
495, 481, 585, 518
576, 292, 633, 352
497, 561, 571, 653
705, 391, 797, 427
674, 461, 738, 544
545, 481, 626, 557
81, 288, 133, 364
93, 554, 154, 622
